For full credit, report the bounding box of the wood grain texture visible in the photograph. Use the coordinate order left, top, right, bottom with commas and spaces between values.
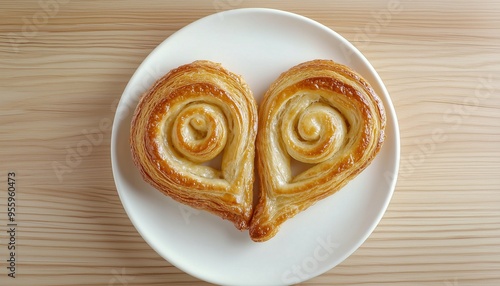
0, 0, 499, 285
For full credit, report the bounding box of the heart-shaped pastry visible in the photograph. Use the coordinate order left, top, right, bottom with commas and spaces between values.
130, 59, 386, 240
130, 60, 257, 230
249, 60, 386, 241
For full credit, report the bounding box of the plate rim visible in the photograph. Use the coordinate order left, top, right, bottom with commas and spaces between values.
111, 7, 400, 286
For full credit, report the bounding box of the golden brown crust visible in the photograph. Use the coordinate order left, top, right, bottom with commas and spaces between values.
130, 60, 257, 230
250, 60, 386, 242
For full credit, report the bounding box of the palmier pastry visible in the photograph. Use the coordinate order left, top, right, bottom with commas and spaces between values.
250, 60, 386, 242
130, 60, 257, 230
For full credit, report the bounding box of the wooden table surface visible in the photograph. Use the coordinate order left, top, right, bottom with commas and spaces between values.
1, 0, 499, 285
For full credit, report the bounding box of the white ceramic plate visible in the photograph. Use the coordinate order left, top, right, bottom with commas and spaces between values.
111, 8, 400, 286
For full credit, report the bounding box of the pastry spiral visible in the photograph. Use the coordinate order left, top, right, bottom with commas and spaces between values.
130, 60, 257, 230
250, 60, 386, 242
